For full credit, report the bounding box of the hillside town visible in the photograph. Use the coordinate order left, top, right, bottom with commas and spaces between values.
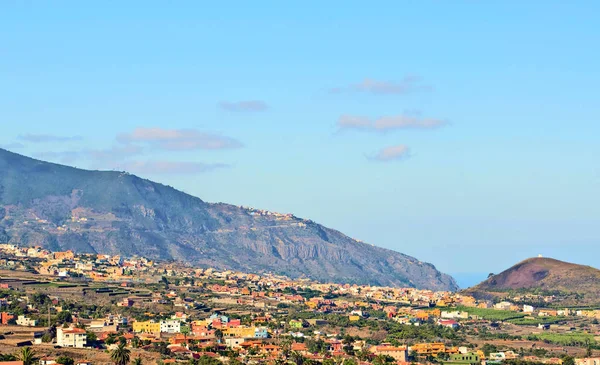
1, 244, 600, 365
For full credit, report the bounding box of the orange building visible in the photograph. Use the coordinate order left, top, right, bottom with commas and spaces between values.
0, 312, 14, 325
54, 250, 75, 261
411, 343, 458, 357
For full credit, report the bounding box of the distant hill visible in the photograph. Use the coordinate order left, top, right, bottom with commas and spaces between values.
0, 148, 457, 290
465, 257, 600, 304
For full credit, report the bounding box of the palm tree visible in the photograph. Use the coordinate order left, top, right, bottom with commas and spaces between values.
0, 354, 17, 361
132, 357, 142, 365
214, 329, 224, 343
289, 351, 306, 365
280, 339, 292, 358
372, 355, 389, 365
17, 347, 39, 365
111, 343, 131, 365
181, 325, 190, 346
332, 356, 345, 365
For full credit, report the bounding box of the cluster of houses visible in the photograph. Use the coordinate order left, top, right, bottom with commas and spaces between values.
3, 244, 600, 365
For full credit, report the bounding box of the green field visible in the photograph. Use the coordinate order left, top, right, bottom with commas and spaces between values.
507, 316, 566, 326
29, 282, 83, 288
455, 306, 527, 321
527, 332, 595, 346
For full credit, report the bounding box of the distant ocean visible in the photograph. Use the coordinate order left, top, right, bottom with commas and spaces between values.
450, 272, 487, 289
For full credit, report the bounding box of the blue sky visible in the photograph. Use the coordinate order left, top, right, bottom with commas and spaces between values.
2, 1, 599, 287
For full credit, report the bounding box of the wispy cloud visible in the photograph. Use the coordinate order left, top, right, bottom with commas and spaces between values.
331, 76, 431, 95
117, 127, 243, 150
113, 160, 229, 174
18, 134, 83, 143
338, 113, 447, 131
86, 145, 144, 161
369, 145, 411, 162
0, 142, 25, 150
219, 100, 269, 112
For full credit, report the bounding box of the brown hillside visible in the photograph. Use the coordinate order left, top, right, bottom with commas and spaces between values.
466, 257, 600, 304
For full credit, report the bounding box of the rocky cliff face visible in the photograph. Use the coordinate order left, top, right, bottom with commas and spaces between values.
0, 148, 458, 291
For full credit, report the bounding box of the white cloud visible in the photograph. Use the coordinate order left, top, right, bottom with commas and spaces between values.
219, 100, 269, 112
113, 160, 229, 174
337, 115, 372, 130
18, 134, 83, 143
370, 145, 411, 162
332, 76, 431, 95
338, 114, 447, 131
86, 145, 144, 161
117, 127, 243, 150
0, 142, 25, 150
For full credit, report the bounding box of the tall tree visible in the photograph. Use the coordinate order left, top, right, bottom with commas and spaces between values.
111, 343, 131, 365
17, 347, 39, 365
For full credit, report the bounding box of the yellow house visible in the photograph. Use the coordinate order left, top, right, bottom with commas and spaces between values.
415, 311, 430, 321
349, 315, 361, 321
306, 301, 318, 309
223, 326, 256, 338
133, 321, 161, 333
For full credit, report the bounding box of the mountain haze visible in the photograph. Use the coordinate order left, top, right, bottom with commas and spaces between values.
0, 148, 457, 290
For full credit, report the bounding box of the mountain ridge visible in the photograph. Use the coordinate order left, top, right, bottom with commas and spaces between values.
0, 148, 458, 291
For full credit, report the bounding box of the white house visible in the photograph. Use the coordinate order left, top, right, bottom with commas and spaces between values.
225, 338, 246, 348
441, 311, 469, 319
494, 301, 513, 310
523, 305, 535, 313
56, 327, 87, 348
160, 320, 181, 334
558, 309, 572, 316
16, 315, 37, 327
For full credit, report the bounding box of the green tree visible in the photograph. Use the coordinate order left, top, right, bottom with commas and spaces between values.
86, 331, 98, 343
586, 339, 593, 358
289, 351, 306, 365
57, 311, 73, 323
373, 355, 394, 365
111, 343, 131, 365
57, 356, 75, 365
482, 343, 498, 356
197, 355, 223, 365
42, 332, 54, 343
438, 352, 451, 361
106, 333, 118, 345
132, 357, 142, 365
562, 356, 575, 365
214, 329, 224, 343
181, 325, 191, 342
17, 347, 39, 365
